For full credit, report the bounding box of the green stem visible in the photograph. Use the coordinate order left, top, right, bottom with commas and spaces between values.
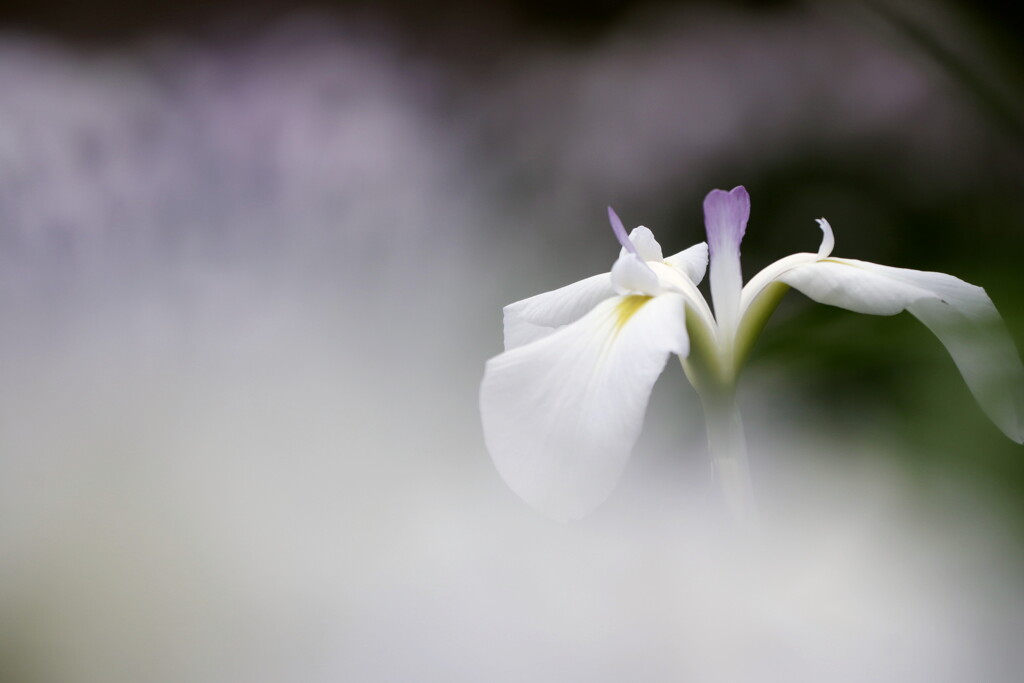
700, 390, 759, 529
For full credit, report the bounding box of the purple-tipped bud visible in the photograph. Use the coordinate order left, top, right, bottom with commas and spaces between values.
703, 186, 750, 334
703, 186, 750, 258
607, 206, 637, 255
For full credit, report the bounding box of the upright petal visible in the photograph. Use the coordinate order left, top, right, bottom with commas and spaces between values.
815, 218, 835, 259
480, 292, 690, 520
664, 242, 709, 284
608, 207, 658, 284
704, 186, 750, 338
607, 206, 636, 255
503, 273, 616, 349
619, 226, 664, 262
779, 258, 1024, 443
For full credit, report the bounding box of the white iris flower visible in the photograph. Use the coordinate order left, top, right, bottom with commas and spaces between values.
480, 186, 1024, 522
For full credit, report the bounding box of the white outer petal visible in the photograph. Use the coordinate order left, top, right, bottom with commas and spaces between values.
779, 258, 935, 315
503, 272, 615, 350
780, 258, 1024, 443
664, 242, 709, 285
480, 293, 690, 520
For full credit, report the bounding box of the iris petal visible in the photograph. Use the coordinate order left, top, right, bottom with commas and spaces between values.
664, 242, 710, 285
503, 273, 616, 350
780, 258, 1024, 443
619, 226, 664, 262
480, 293, 690, 520
704, 186, 750, 338
611, 252, 662, 296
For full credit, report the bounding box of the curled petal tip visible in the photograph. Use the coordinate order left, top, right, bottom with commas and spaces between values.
815, 218, 835, 259
608, 206, 637, 255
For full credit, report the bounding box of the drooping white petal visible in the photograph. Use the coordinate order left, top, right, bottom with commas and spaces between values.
780, 258, 936, 315
780, 258, 1024, 443
503, 273, 615, 350
611, 252, 662, 296
664, 242, 709, 284
480, 292, 690, 520
619, 226, 664, 262
704, 186, 750, 339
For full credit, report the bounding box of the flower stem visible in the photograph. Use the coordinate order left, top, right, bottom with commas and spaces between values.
700, 390, 759, 529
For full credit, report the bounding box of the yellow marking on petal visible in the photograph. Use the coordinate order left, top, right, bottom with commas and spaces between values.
615, 295, 652, 333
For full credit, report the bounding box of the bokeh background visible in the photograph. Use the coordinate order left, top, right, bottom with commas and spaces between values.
1, 0, 1023, 681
